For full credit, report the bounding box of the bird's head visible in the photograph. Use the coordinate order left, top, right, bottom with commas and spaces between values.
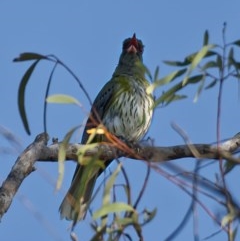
114, 34, 145, 77
121, 33, 144, 61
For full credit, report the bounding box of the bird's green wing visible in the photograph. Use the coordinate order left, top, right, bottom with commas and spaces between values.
81, 76, 130, 144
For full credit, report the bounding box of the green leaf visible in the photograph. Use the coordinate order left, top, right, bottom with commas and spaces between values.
153, 66, 160, 82
115, 217, 136, 226
232, 227, 238, 241
183, 45, 215, 85
146, 68, 187, 94
77, 143, 99, 162
216, 55, 223, 70
193, 75, 205, 102
103, 164, 122, 206
164, 50, 216, 68
159, 68, 187, 86
113, 212, 139, 229
204, 50, 218, 58
233, 61, 240, 69
96, 163, 122, 227
159, 82, 182, 102
221, 212, 236, 227
154, 75, 204, 107
56, 126, 80, 190
74, 156, 102, 205
188, 75, 205, 84
141, 208, 157, 226
232, 39, 240, 47
202, 61, 218, 70
186, 50, 217, 63
203, 30, 209, 46
183, 75, 205, 87
154, 82, 185, 107
233, 73, 240, 79
18, 60, 40, 135
227, 47, 234, 69
13, 52, 46, 62
223, 161, 236, 175
165, 94, 187, 105
56, 126, 102, 192
205, 79, 218, 89
163, 59, 191, 67
43, 63, 58, 133
46, 94, 82, 106
56, 143, 67, 190
93, 202, 135, 220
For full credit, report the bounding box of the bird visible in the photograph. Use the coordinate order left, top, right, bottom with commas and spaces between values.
59, 33, 154, 224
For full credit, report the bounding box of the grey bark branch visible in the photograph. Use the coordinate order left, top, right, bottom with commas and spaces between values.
0, 132, 240, 220
0, 133, 49, 220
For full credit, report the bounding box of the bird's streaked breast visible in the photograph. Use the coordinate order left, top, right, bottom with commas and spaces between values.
103, 78, 153, 141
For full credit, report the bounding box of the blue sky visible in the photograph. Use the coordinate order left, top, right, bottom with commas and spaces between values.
1, 1, 240, 240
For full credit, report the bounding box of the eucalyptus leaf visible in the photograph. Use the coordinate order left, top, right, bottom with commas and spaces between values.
154, 75, 203, 107
221, 212, 236, 227
115, 217, 136, 226
164, 94, 187, 106
93, 202, 135, 220
103, 164, 122, 206
227, 47, 234, 70
205, 79, 218, 89
154, 82, 184, 107
96, 163, 122, 227
163, 59, 191, 67
141, 208, 157, 226
223, 161, 236, 175
187, 75, 205, 84
13, 52, 47, 62
204, 50, 218, 58
46, 94, 82, 106
153, 66, 160, 82
233, 73, 240, 81
216, 55, 223, 70
193, 76, 205, 102
18, 60, 40, 135
147, 68, 187, 94
56, 125, 80, 190
232, 39, 240, 47
183, 45, 215, 86
56, 143, 67, 191
202, 61, 218, 70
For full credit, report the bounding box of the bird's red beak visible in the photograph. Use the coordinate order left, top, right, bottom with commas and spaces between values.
127, 33, 138, 53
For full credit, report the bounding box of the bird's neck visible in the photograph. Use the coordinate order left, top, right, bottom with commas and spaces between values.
113, 59, 145, 79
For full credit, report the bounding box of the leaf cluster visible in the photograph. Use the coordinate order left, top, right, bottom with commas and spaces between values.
147, 30, 240, 107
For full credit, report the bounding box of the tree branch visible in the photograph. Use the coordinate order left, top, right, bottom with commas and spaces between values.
0, 132, 240, 220
0, 133, 49, 219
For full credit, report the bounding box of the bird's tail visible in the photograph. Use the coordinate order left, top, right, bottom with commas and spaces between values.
59, 164, 98, 222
